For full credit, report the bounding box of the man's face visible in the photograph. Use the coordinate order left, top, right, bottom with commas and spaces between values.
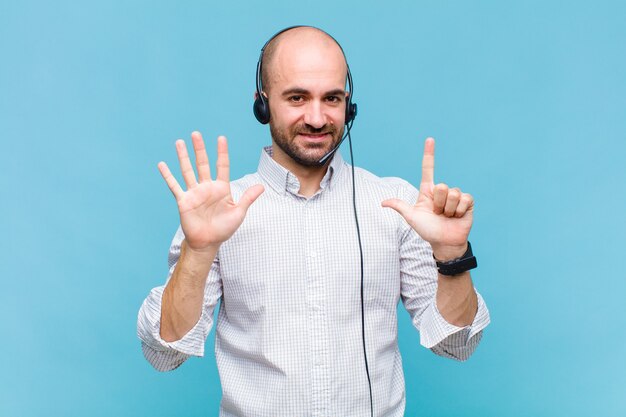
265, 35, 348, 167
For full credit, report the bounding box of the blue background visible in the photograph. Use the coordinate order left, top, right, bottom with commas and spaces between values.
1, 1, 625, 416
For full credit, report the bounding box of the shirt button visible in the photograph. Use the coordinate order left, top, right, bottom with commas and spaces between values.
309, 251, 317, 258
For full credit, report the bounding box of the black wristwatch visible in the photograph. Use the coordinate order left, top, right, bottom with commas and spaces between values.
434, 241, 478, 276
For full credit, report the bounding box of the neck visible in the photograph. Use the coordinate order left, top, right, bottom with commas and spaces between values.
271, 145, 331, 197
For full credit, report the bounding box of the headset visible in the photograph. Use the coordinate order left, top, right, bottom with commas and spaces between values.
253, 26, 357, 127
253, 26, 373, 417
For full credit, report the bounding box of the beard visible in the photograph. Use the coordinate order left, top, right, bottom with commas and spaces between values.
270, 121, 344, 167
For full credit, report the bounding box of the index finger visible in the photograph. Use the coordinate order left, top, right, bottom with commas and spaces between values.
421, 137, 435, 186
216, 136, 230, 182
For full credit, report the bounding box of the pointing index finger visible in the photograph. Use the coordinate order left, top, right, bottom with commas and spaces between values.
421, 137, 435, 187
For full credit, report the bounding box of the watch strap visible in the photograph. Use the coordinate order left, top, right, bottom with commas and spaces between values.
435, 241, 478, 276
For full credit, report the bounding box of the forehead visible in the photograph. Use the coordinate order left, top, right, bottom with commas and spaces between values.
267, 30, 348, 91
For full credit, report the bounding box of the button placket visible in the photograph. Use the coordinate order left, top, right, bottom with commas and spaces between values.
304, 198, 330, 416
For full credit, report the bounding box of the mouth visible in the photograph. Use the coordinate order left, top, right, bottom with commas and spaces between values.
297, 132, 331, 142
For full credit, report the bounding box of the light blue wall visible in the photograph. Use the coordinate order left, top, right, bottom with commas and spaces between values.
1, 1, 625, 416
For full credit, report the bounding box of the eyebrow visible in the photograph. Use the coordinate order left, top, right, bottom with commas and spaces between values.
281, 87, 346, 97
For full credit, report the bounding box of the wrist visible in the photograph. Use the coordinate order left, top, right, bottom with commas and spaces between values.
431, 242, 468, 262
182, 240, 220, 258
434, 241, 477, 276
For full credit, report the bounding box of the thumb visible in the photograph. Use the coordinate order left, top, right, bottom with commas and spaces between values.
238, 184, 265, 212
381, 198, 413, 219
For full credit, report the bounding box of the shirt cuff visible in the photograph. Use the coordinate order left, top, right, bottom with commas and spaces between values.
419, 289, 490, 349
137, 286, 211, 358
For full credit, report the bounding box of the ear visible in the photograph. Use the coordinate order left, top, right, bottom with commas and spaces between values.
254, 91, 269, 101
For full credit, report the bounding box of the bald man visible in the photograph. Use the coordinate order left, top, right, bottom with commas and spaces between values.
138, 26, 490, 417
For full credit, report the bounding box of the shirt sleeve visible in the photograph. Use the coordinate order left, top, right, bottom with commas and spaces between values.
136, 226, 223, 371
396, 182, 490, 362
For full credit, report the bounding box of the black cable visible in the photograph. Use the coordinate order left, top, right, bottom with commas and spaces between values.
347, 127, 373, 417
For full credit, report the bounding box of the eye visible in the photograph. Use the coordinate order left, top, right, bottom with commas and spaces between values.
325, 95, 342, 103
288, 95, 304, 103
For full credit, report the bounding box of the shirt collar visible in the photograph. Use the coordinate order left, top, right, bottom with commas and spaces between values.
257, 146, 345, 196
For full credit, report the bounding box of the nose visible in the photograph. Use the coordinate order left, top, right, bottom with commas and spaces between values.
303, 101, 326, 129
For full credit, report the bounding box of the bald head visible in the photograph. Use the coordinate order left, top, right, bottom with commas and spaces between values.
261, 27, 348, 94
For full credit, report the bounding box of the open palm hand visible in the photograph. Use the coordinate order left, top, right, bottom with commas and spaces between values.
158, 132, 264, 251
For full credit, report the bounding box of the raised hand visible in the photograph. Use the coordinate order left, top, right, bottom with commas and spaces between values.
381, 138, 474, 260
158, 132, 265, 252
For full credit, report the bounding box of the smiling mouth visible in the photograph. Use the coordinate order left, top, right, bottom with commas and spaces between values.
298, 132, 331, 139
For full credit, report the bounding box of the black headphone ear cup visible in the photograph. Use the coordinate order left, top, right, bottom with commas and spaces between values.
253, 96, 270, 124
345, 102, 357, 124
